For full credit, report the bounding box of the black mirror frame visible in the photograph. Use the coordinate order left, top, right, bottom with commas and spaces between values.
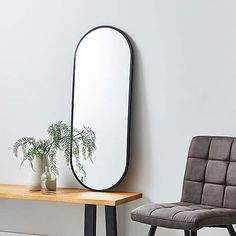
70, 25, 134, 191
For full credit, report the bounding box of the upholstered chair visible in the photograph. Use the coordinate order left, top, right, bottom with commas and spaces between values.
131, 136, 236, 236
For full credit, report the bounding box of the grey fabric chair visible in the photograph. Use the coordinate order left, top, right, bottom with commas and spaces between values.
131, 136, 236, 236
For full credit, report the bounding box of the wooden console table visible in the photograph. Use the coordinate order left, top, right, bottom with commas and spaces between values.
0, 184, 142, 236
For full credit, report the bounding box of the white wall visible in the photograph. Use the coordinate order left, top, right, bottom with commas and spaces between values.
0, 0, 236, 235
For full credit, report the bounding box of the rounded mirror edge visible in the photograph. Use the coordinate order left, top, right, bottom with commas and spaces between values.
73, 25, 134, 65
69, 25, 134, 191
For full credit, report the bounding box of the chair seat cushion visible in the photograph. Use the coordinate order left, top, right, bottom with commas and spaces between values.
131, 202, 236, 230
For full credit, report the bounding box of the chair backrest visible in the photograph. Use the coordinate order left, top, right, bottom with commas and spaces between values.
181, 136, 236, 209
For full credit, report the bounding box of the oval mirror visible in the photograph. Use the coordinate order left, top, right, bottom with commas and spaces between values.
70, 26, 133, 191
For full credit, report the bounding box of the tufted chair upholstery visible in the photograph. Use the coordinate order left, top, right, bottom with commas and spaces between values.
182, 136, 236, 208
131, 136, 236, 235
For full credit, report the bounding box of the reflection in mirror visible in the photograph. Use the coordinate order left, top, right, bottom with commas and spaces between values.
70, 26, 133, 191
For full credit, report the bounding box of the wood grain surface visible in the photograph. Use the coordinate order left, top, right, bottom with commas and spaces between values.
0, 184, 142, 206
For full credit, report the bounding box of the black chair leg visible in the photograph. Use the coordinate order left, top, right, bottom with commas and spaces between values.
148, 226, 157, 236
184, 230, 190, 236
227, 225, 236, 236
190, 230, 197, 236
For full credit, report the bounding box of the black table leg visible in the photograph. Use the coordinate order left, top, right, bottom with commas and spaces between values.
105, 206, 117, 236
84, 204, 97, 236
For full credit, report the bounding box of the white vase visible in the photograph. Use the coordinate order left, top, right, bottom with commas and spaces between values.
28, 155, 48, 191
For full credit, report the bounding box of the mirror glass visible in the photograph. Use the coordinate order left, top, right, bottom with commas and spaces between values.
70, 26, 133, 191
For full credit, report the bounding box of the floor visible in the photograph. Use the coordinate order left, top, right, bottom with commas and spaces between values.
0, 233, 37, 236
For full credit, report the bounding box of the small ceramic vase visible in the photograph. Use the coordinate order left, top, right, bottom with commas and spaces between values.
28, 155, 48, 191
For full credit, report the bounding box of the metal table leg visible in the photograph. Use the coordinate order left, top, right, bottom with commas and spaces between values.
105, 206, 117, 236
84, 204, 97, 236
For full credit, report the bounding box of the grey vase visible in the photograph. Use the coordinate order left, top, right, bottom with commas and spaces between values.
28, 155, 48, 191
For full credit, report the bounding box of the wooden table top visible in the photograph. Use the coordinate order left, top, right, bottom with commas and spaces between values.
0, 184, 142, 206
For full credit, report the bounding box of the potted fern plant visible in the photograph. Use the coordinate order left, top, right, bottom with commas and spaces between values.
13, 121, 96, 190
